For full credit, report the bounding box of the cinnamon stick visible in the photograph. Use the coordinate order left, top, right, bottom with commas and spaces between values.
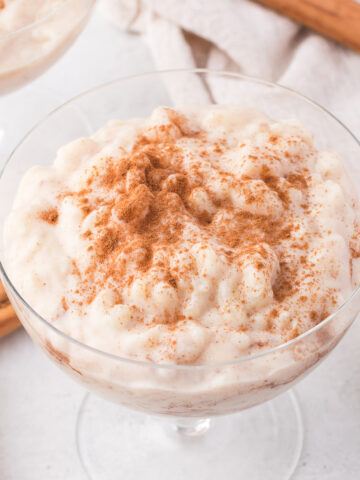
255, 0, 360, 53
0, 281, 21, 339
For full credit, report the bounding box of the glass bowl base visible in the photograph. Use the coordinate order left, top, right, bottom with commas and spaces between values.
76, 390, 303, 480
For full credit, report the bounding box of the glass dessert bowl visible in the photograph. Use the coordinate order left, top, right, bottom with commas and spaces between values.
0, 0, 96, 95
1, 70, 360, 480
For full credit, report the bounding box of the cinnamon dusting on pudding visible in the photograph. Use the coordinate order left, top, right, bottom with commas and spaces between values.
39, 208, 59, 225
61, 297, 68, 311
64, 109, 328, 342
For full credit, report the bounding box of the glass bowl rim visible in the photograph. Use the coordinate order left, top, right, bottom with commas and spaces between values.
1, 67, 359, 371
0, 0, 95, 40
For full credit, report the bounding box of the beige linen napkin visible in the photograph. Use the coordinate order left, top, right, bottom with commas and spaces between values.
100, 0, 360, 136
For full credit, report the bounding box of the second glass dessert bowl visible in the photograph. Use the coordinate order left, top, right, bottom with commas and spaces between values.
0, 0, 96, 95
1, 70, 359, 480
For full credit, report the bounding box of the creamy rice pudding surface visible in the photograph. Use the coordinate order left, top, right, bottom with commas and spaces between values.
4, 105, 360, 365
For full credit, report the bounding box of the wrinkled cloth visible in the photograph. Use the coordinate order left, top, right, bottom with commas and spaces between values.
100, 0, 360, 136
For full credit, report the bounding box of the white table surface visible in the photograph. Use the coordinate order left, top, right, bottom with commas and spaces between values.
1, 5, 360, 479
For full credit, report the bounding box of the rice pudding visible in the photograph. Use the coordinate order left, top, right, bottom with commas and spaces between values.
4, 105, 360, 368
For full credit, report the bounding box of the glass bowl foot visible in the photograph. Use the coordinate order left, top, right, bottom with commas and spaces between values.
76, 390, 303, 480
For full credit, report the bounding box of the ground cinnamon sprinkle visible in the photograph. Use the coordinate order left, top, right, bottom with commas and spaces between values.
76, 128, 304, 301
61, 297, 68, 311
350, 239, 360, 258
54, 107, 351, 349
95, 228, 120, 262
39, 208, 59, 225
